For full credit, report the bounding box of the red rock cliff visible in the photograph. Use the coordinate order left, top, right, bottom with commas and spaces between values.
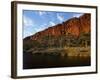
27, 13, 91, 40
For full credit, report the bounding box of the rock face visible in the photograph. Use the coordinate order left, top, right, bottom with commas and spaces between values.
79, 14, 91, 34
27, 13, 90, 41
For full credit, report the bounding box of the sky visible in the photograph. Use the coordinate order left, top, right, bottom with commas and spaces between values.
23, 10, 84, 38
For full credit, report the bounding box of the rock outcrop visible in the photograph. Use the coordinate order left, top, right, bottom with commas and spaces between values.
27, 13, 91, 41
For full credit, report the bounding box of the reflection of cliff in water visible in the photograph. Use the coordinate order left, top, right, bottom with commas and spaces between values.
23, 48, 90, 69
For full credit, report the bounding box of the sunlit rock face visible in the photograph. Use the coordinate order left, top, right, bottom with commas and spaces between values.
79, 14, 91, 34
24, 13, 90, 41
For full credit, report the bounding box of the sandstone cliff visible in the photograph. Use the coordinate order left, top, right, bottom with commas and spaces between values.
27, 13, 91, 41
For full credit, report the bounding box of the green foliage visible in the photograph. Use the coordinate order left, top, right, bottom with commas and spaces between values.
23, 32, 91, 52
23, 39, 41, 51
78, 33, 91, 47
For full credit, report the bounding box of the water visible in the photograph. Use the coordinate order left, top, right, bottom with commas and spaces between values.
23, 52, 90, 69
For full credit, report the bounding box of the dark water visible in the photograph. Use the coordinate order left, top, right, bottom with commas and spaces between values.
23, 52, 90, 69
